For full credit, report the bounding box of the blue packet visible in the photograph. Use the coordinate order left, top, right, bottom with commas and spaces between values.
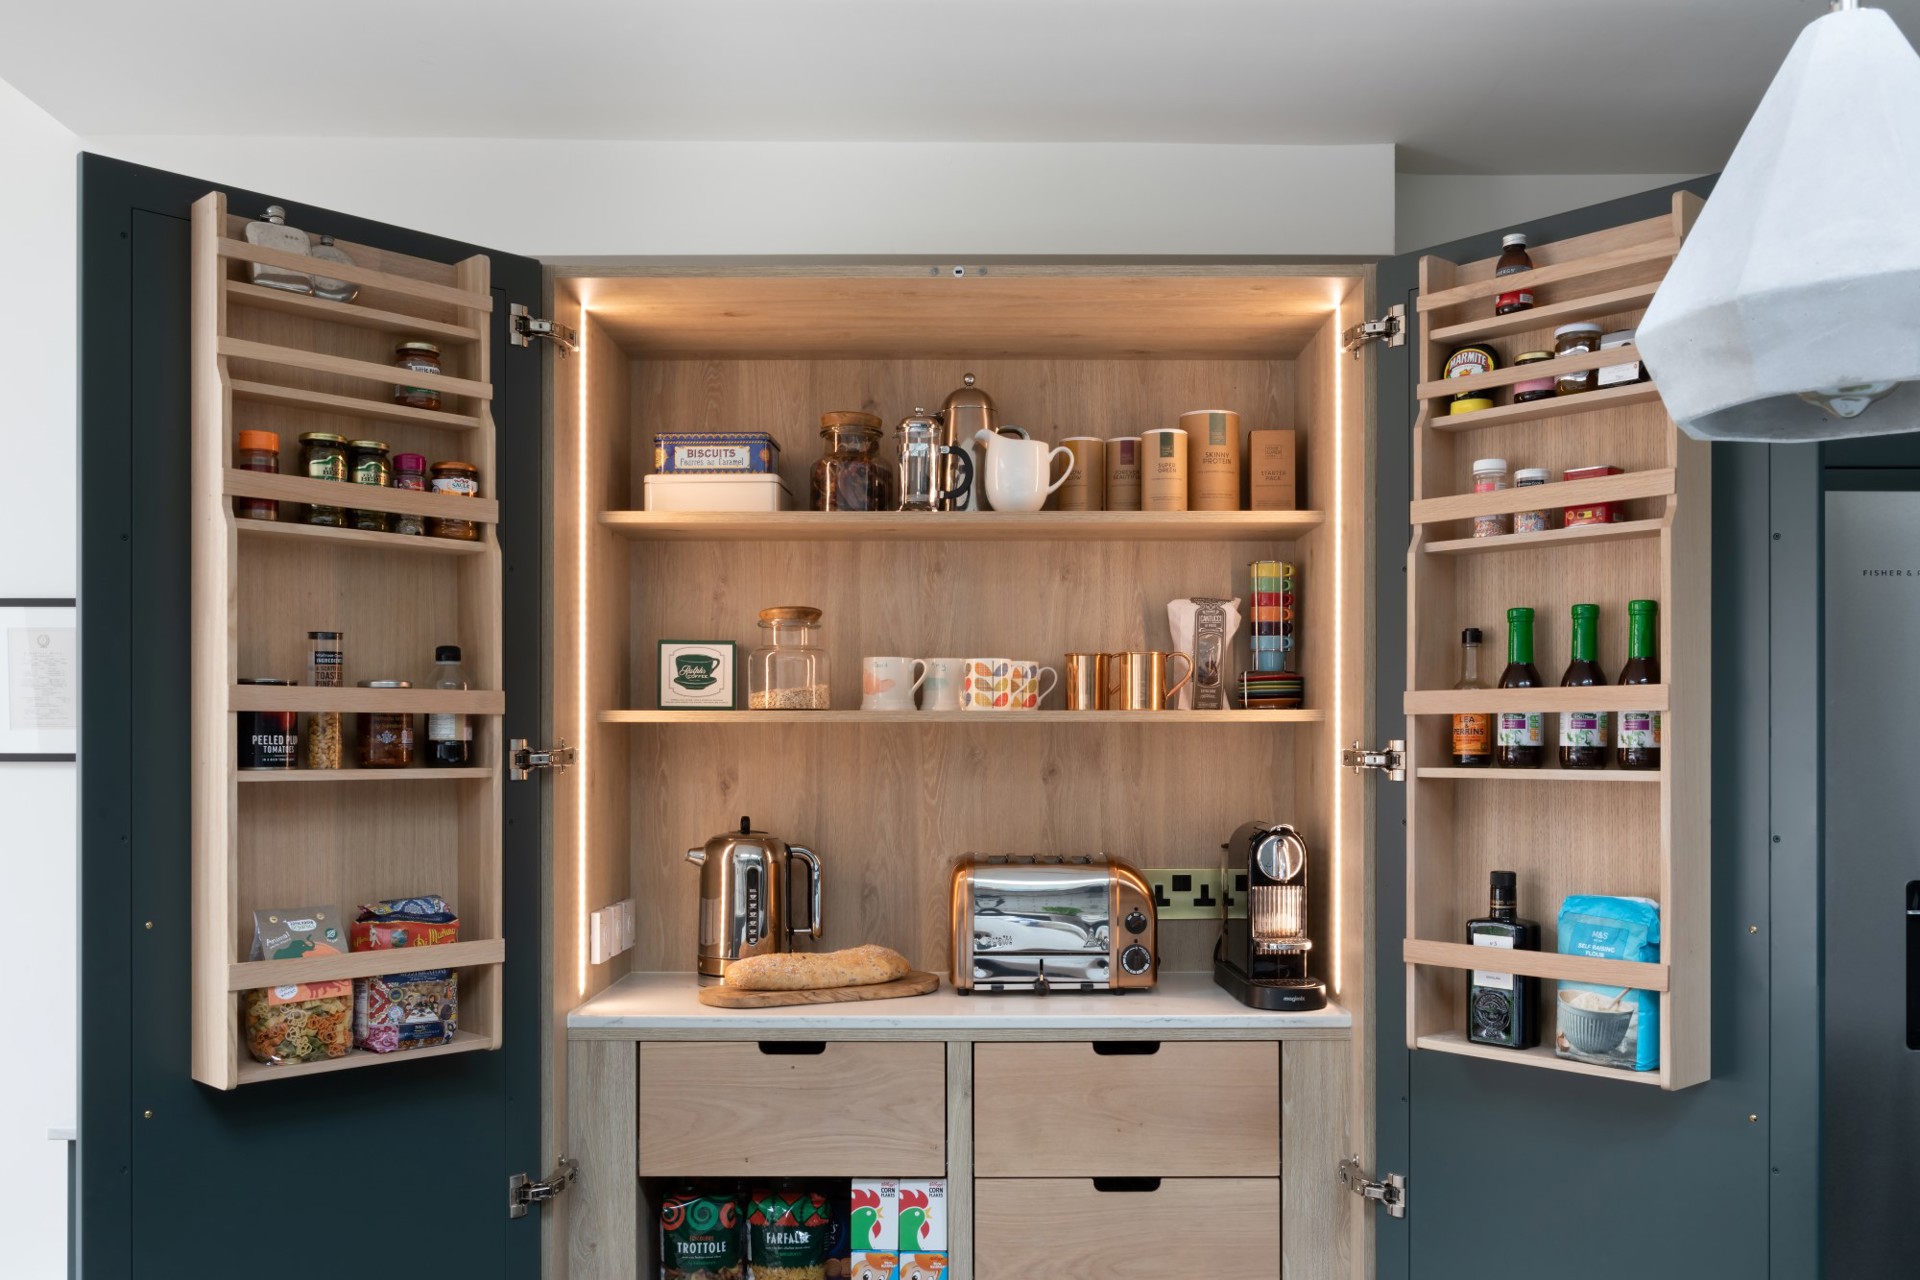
1556, 894, 1661, 1071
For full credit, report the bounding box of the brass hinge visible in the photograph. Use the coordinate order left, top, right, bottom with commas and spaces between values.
1339, 1156, 1407, 1218
510, 303, 579, 355
1342, 739, 1407, 781
1342, 304, 1405, 357
509, 738, 577, 780
508, 1156, 579, 1218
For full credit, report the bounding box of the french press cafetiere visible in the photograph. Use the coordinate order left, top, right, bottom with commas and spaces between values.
896, 410, 975, 512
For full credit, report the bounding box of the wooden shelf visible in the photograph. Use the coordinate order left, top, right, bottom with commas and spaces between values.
1415, 766, 1659, 784
220, 336, 491, 402
225, 278, 483, 344
1422, 380, 1665, 433
224, 469, 500, 524
233, 1029, 494, 1087
601, 708, 1323, 725
1427, 282, 1661, 346
1414, 1032, 1665, 1086
1410, 468, 1672, 526
1416, 238, 1678, 314
237, 766, 496, 783
1405, 686, 1668, 716
218, 236, 493, 313
231, 378, 485, 432
1403, 939, 1669, 992
236, 517, 490, 556
1418, 343, 1642, 402
230, 685, 505, 714
1422, 517, 1665, 556
600, 509, 1326, 543
227, 938, 506, 990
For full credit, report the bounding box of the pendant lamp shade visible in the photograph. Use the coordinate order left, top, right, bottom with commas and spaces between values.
1637, 7, 1920, 442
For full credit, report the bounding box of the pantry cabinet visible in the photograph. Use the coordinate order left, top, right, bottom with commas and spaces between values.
79, 152, 1742, 1280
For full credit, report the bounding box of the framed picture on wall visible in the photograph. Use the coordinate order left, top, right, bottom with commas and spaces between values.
0, 599, 77, 761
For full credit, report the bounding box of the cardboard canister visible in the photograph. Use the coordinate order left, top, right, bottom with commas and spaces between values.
1142, 428, 1189, 512
1056, 437, 1106, 511
1181, 409, 1241, 511
1106, 436, 1143, 510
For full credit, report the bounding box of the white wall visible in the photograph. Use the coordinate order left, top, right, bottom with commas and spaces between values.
1395, 172, 1703, 252
0, 75, 78, 1280
86, 137, 1400, 258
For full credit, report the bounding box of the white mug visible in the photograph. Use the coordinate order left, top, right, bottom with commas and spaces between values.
920, 657, 965, 712
861, 656, 927, 711
975, 429, 1074, 513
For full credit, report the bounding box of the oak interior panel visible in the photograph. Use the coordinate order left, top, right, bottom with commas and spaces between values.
974, 1177, 1281, 1280
636, 1041, 947, 1176
973, 1041, 1278, 1176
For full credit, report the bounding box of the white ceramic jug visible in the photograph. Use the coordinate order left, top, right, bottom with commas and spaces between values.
974, 429, 1073, 513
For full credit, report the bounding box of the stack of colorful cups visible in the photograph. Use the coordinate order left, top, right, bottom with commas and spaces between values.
1240, 559, 1304, 709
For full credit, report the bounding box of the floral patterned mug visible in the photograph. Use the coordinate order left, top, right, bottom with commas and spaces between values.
961, 657, 1059, 710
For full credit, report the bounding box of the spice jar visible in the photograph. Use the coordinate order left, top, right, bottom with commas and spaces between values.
233, 430, 281, 521
428, 461, 481, 540
391, 453, 428, 536
393, 342, 443, 411
306, 631, 344, 769
357, 679, 415, 768
1554, 323, 1604, 396
1511, 351, 1556, 403
1513, 468, 1553, 533
748, 606, 829, 710
237, 678, 298, 770
348, 439, 392, 533
811, 412, 894, 511
298, 432, 349, 527
1472, 457, 1510, 539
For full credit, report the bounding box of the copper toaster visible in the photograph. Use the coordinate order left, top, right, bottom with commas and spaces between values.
949, 854, 1157, 993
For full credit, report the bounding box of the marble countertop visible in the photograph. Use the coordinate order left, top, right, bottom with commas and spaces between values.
567, 970, 1351, 1033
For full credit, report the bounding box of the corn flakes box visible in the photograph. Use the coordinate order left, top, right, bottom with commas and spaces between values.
891, 1183, 946, 1280
847, 1181, 894, 1280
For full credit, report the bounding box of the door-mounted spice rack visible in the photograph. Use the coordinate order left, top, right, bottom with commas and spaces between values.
1400, 193, 1710, 1090
188, 190, 507, 1089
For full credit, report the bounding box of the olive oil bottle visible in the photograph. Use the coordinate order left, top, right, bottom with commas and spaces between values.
1558, 602, 1609, 769
1617, 599, 1662, 770
1496, 607, 1545, 768
1467, 870, 1541, 1049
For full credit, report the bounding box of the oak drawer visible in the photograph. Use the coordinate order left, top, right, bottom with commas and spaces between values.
975, 1177, 1280, 1279
973, 1040, 1278, 1176
637, 1041, 945, 1177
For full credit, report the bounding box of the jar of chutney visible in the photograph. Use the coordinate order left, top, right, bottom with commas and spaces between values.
428, 461, 481, 540
1554, 323, 1604, 396
348, 439, 392, 533
393, 342, 443, 411
392, 453, 428, 536
298, 432, 349, 527
233, 430, 281, 521
356, 679, 415, 768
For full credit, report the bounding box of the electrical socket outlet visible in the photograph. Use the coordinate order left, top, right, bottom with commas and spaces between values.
1144, 867, 1224, 921
1223, 869, 1250, 920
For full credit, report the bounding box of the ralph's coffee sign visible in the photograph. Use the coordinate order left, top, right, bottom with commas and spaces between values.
658, 641, 735, 709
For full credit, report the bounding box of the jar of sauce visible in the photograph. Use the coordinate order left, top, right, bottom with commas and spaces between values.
393, 341, 443, 411
1554, 323, 1604, 396
1472, 458, 1510, 539
298, 432, 349, 527
348, 439, 392, 533
428, 461, 481, 540
1511, 351, 1556, 403
391, 453, 428, 536
233, 430, 280, 521
357, 680, 415, 768
1495, 233, 1535, 315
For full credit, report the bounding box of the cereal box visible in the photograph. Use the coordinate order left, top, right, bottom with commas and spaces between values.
891, 1182, 946, 1280
847, 1181, 895, 1280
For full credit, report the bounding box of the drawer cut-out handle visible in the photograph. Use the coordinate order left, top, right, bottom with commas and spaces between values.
1091, 1040, 1160, 1056
758, 1040, 827, 1056
1092, 1177, 1162, 1194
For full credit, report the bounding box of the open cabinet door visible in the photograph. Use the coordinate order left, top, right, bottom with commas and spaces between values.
77, 154, 547, 1276
1372, 177, 1787, 1279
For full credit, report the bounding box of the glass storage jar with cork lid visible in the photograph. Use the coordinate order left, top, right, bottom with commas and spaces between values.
748, 606, 829, 710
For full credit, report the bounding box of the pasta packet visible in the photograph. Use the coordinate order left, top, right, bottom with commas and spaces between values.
243, 905, 353, 1065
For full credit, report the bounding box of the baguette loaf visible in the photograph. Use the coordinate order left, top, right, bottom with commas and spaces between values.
722, 944, 911, 991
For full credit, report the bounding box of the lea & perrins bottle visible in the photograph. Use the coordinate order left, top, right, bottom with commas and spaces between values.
1617, 599, 1661, 770
1558, 603, 1609, 769
1496, 607, 1545, 768
1451, 628, 1491, 767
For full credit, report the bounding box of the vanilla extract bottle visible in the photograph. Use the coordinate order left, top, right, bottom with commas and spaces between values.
1467, 870, 1540, 1050
1559, 602, 1609, 769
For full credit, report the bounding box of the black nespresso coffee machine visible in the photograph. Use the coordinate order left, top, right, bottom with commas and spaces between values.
1215, 820, 1329, 1011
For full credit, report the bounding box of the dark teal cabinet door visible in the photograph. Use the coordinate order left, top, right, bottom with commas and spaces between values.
78, 154, 546, 1278
1370, 177, 1805, 1279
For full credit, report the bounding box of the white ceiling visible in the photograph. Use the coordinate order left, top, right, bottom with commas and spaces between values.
5, 0, 1914, 173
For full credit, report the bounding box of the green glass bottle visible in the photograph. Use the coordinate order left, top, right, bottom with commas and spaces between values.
1617, 599, 1662, 770
1496, 607, 1545, 768
1558, 603, 1608, 769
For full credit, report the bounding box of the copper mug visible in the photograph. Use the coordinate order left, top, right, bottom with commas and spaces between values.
1065, 652, 1107, 710
1110, 650, 1195, 711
